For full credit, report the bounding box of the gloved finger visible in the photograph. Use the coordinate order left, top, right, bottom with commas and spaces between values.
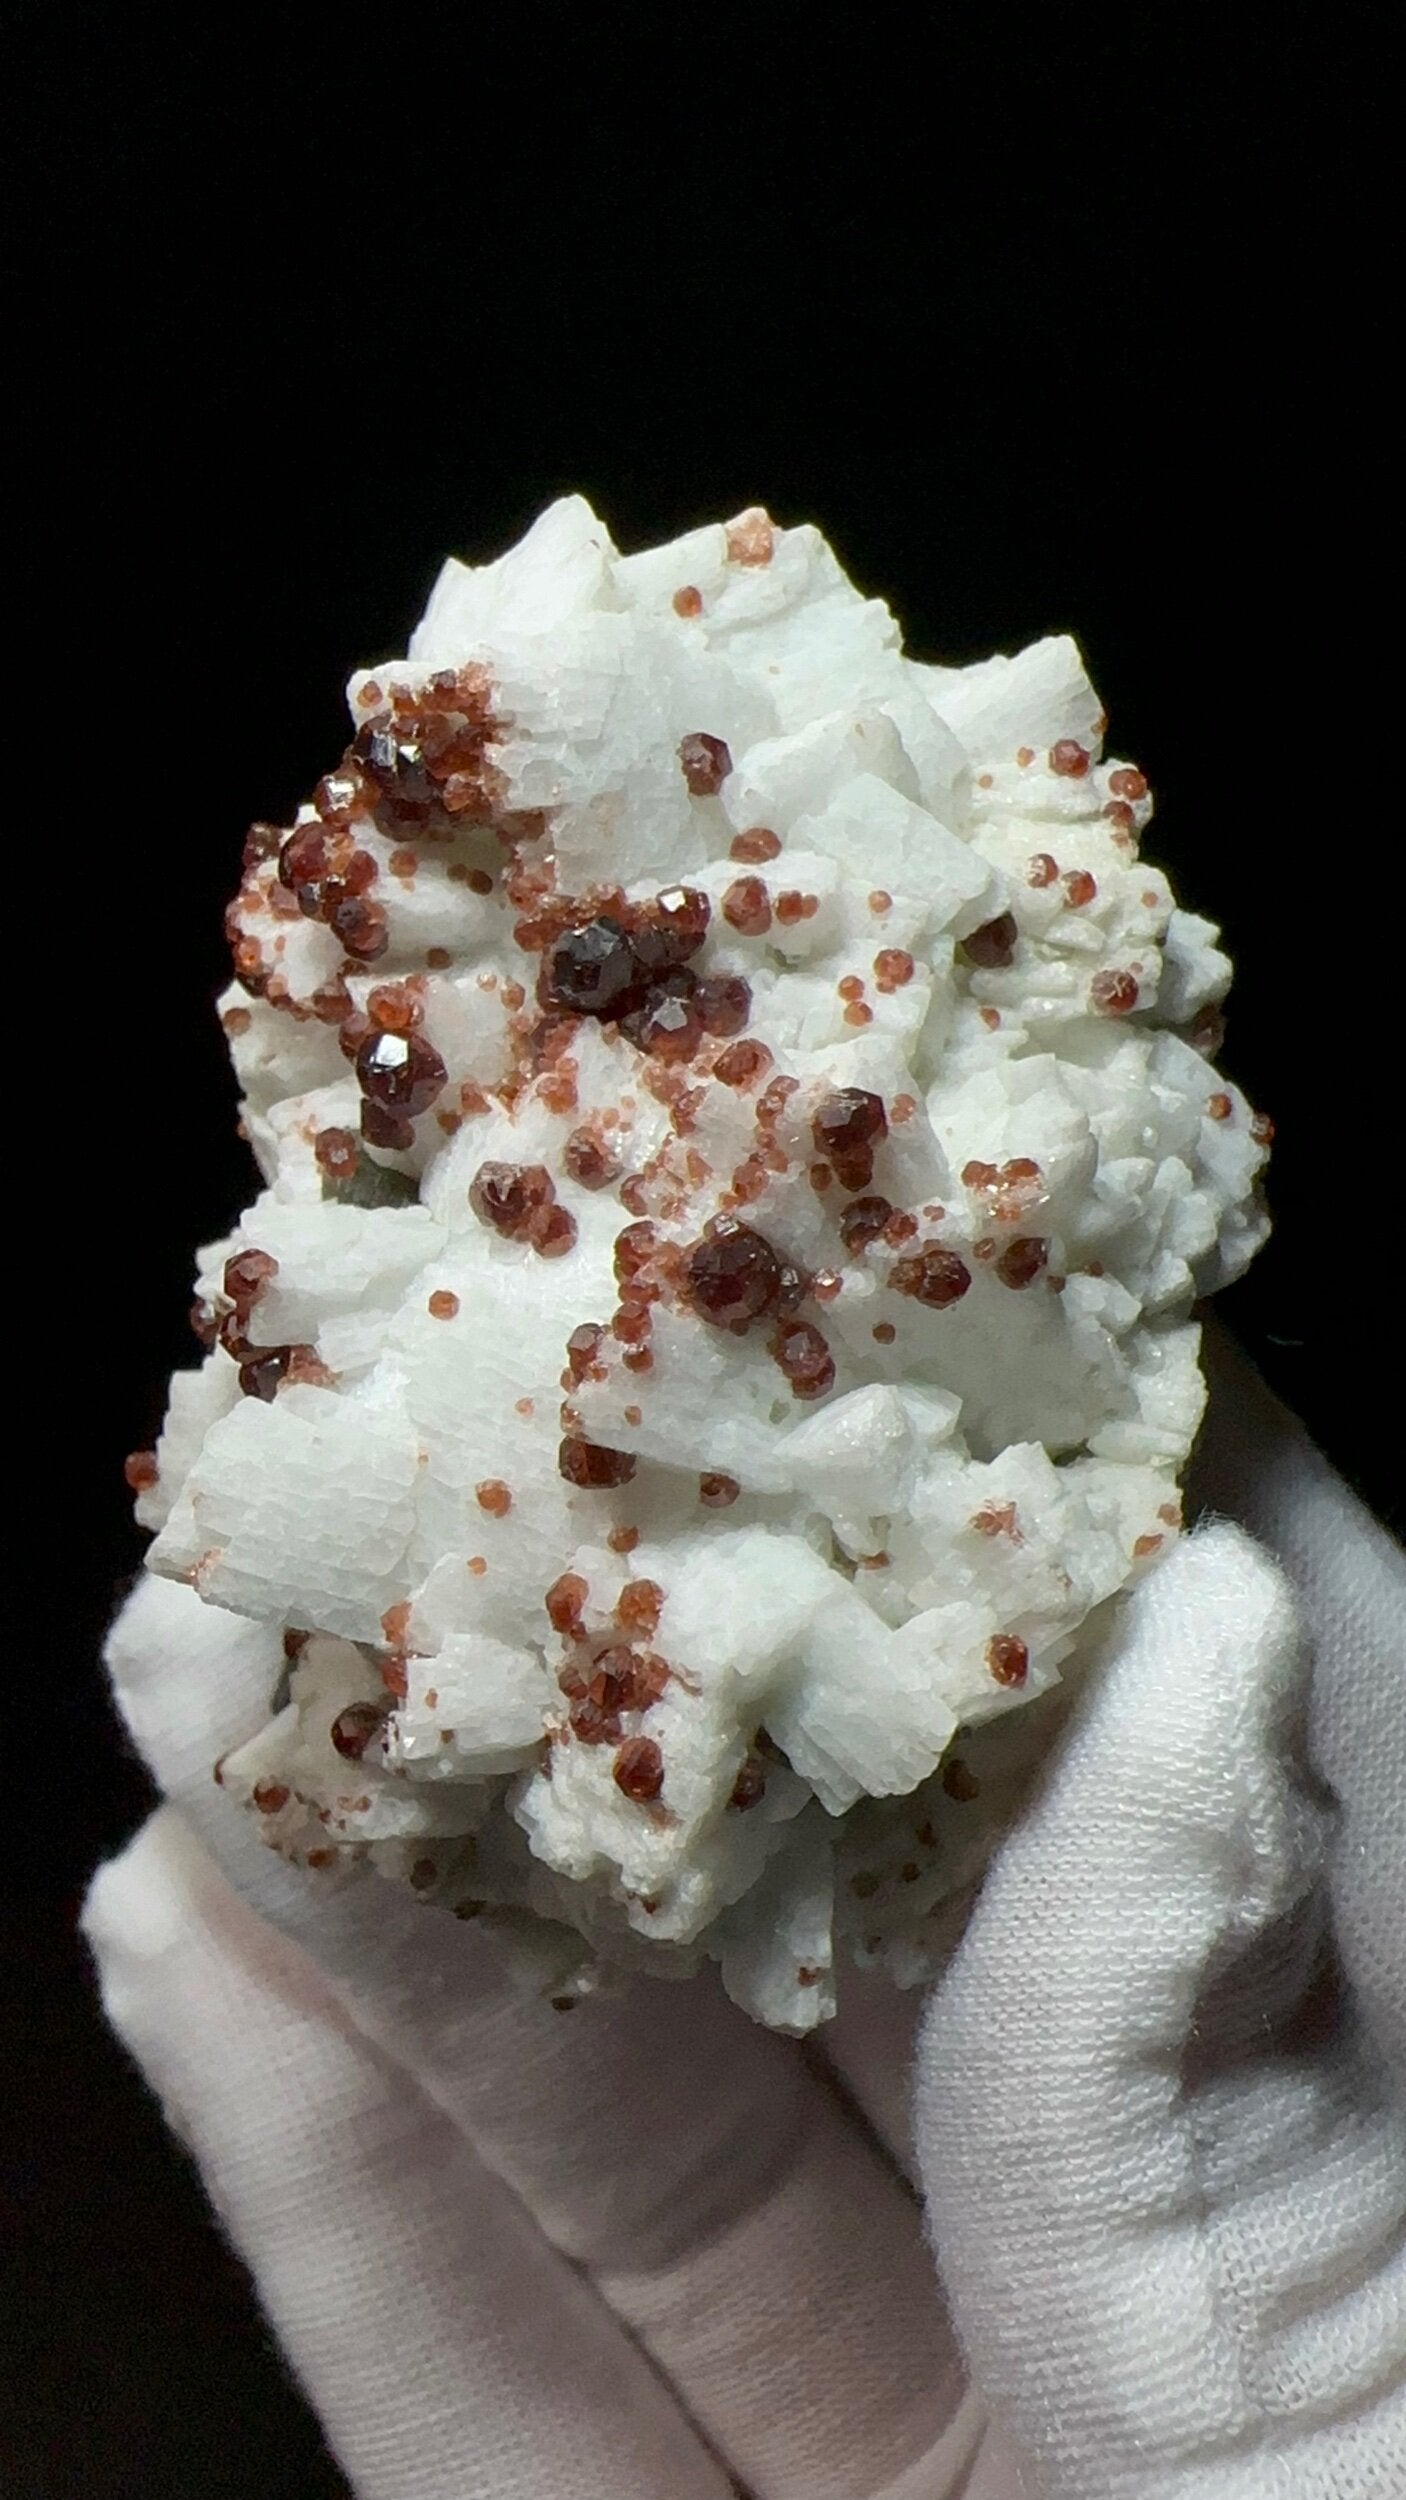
106, 1577, 980, 2500
82, 1807, 736, 2500
913, 1523, 1406, 2498
1192, 1325, 1406, 2072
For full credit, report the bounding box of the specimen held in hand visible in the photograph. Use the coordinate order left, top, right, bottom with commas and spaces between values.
127, 499, 1271, 2030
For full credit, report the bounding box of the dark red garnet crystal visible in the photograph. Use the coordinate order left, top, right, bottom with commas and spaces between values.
811, 1089, 888, 1191
544, 917, 647, 1018
354, 1029, 447, 1118
687, 1219, 784, 1327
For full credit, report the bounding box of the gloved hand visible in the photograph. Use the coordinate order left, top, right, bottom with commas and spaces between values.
83, 1343, 1405, 2499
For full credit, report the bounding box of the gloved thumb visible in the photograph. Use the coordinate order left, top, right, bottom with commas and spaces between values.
913, 1524, 1406, 2498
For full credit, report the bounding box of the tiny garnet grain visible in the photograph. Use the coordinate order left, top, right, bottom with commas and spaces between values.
570, 1693, 624, 1746
223, 1247, 278, 1311
633, 885, 711, 971
722, 875, 772, 936
314, 1127, 360, 1182
545, 1571, 588, 1635
726, 509, 775, 566
1108, 766, 1148, 801
840, 1195, 894, 1254
1207, 1092, 1233, 1122
330, 895, 390, 961
712, 1038, 771, 1087
124, 1450, 159, 1493
1251, 1111, 1275, 1145
699, 1471, 740, 1508
367, 982, 422, 1034
613, 1736, 665, 1802
812, 1088, 888, 1191
872, 1320, 896, 1344
695, 972, 752, 1037
986, 1632, 1029, 1687
678, 733, 732, 796
355, 1028, 447, 1117
330, 1702, 387, 1763
672, 584, 703, 617
1049, 739, 1091, 778
960, 913, 1018, 970
772, 1320, 835, 1400
469, 1161, 555, 1238
616, 1579, 664, 1638
995, 1236, 1049, 1290
874, 947, 914, 990
1091, 969, 1139, 1016
563, 1128, 620, 1189
730, 825, 782, 863
632, 980, 704, 1061
941, 1756, 981, 1802
1133, 1532, 1164, 1558
360, 1101, 414, 1151
755, 1074, 799, 1125
1027, 852, 1059, 887
1062, 869, 1098, 909
687, 1220, 783, 1326
559, 1437, 637, 1488
891, 1246, 972, 1309
252, 1781, 290, 1815
238, 1347, 294, 1401
476, 1480, 512, 1516
528, 1203, 579, 1259
428, 1289, 459, 1319
729, 1758, 766, 1811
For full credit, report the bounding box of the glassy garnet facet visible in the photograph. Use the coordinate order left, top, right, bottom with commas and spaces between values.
355, 1029, 447, 1116
891, 1246, 972, 1308
632, 886, 711, 971
330, 1701, 389, 1761
558, 1436, 638, 1488
811, 1089, 888, 1190
613, 1735, 665, 1800
687, 1221, 784, 1326
469, 1162, 555, 1238
695, 973, 751, 1037
772, 1320, 835, 1400
629, 974, 703, 1059
839, 1196, 894, 1254
545, 918, 646, 1018
677, 733, 732, 796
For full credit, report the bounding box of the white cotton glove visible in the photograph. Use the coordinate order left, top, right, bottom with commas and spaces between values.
84, 1343, 1405, 2500
913, 1336, 1406, 2498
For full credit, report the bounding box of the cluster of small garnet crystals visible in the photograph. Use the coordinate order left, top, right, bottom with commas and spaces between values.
686, 1217, 835, 1400
470, 1160, 578, 1259
215, 1250, 331, 1402
533, 887, 750, 1064
545, 1573, 668, 1801
231, 666, 499, 994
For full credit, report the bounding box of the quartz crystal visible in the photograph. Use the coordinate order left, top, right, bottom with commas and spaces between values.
128, 500, 1271, 2030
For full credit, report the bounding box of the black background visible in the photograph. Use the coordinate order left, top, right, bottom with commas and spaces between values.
8, 9, 1394, 2495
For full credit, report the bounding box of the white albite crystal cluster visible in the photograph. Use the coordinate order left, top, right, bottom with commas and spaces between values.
134, 500, 1270, 2030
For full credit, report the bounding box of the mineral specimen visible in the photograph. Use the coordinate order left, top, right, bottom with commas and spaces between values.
128, 499, 1271, 2030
